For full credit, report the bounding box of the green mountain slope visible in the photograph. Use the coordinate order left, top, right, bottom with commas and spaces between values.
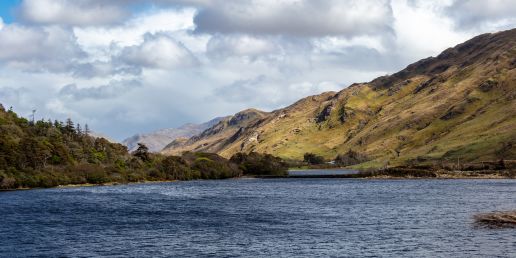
162, 28, 516, 166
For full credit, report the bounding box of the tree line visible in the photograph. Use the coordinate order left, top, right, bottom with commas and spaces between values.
0, 104, 288, 189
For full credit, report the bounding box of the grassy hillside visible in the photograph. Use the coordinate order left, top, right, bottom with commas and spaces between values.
162, 28, 516, 167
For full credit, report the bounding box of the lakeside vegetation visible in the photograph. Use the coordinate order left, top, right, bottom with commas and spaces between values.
295, 151, 515, 179
230, 152, 288, 176
1, 103, 514, 190
0, 105, 289, 190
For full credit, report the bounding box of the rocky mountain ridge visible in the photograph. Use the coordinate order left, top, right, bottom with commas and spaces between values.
123, 117, 225, 152
162, 29, 516, 166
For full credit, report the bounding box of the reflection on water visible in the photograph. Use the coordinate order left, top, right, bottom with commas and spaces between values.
1, 179, 515, 257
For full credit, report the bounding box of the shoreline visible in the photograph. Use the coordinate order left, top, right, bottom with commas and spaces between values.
0, 180, 180, 192
1, 171, 514, 191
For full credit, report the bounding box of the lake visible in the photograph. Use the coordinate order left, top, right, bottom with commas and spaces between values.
289, 168, 358, 176
1, 179, 515, 257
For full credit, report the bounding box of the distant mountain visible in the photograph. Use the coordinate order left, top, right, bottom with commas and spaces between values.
122, 117, 225, 152
89, 131, 118, 143
162, 28, 516, 166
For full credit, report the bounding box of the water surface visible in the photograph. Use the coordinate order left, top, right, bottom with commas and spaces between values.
1, 179, 515, 257
289, 168, 358, 176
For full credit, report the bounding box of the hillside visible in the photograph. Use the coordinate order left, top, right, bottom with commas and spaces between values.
162, 28, 516, 166
122, 117, 224, 152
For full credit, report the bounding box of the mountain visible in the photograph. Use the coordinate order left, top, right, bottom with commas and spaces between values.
162, 29, 516, 166
122, 117, 225, 152
89, 131, 118, 143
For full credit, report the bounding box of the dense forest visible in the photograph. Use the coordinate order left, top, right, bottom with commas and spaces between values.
0, 104, 287, 189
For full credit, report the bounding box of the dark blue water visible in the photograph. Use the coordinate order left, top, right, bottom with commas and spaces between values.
1, 179, 515, 257
289, 169, 358, 176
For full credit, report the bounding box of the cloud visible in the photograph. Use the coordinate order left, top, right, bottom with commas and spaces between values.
118, 33, 199, 69
445, 0, 516, 29
214, 75, 342, 109
73, 61, 146, 78
206, 35, 279, 60
2, 0, 515, 141
193, 0, 394, 37
391, 0, 470, 62
0, 87, 22, 104
73, 8, 198, 48
214, 75, 267, 102
16, 0, 213, 27
0, 24, 85, 73
17, 0, 130, 26
59, 79, 142, 100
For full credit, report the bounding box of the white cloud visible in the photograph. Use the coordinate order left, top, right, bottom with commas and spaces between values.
194, 0, 394, 37
73, 8, 197, 48
445, 0, 516, 30
0, 24, 85, 72
214, 75, 343, 109
206, 35, 279, 60
392, 0, 471, 61
118, 33, 199, 69
18, 0, 129, 26
59, 80, 142, 100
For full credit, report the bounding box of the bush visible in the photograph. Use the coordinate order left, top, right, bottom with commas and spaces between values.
304, 153, 325, 165
334, 150, 368, 167
230, 152, 288, 176
182, 152, 241, 179
0, 171, 16, 189
159, 156, 191, 180
75, 163, 109, 184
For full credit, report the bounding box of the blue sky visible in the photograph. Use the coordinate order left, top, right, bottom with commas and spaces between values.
0, 0, 20, 23
0, 0, 515, 141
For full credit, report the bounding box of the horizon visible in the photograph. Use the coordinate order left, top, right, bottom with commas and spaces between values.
0, 0, 515, 141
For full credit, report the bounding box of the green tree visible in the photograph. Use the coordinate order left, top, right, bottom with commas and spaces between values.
84, 124, 90, 136
64, 118, 75, 135
304, 152, 324, 165
134, 143, 150, 162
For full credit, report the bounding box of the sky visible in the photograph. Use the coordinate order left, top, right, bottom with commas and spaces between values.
0, 0, 515, 141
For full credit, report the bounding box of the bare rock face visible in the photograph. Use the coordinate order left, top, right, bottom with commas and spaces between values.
316, 103, 334, 123
479, 79, 498, 92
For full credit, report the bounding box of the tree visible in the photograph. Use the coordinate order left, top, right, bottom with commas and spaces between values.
303, 152, 324, 165
134, 143, 150, 162
84, 124, 90, 136
230, 152, 288, 176
160, 156, 190, 179
76, 123, 82, 136
54, 120, 62, 129
334, 150, 368, 166
64, 118, 75, 135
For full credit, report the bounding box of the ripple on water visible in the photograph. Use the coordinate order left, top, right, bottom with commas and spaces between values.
0, 179, 515, 257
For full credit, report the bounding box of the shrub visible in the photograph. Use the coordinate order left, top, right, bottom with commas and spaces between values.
334, 150, 368, 167
183, 152, 241, 179
159, 156, 191, 180
303, 153, 325, 165
230, 152, 288, 176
